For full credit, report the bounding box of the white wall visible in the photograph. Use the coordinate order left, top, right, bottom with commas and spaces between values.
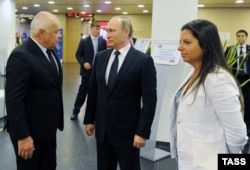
198, 8, 250, 47
0, 0, 15, 119
151, 0, 198, 143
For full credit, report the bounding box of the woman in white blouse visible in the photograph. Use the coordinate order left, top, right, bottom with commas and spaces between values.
170, 19, 248, 170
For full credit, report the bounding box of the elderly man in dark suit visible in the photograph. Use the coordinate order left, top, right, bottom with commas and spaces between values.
84, 16, 157, 170
70, 22, 107, 120
5, 11, 63, 170
225, 29, 250, 138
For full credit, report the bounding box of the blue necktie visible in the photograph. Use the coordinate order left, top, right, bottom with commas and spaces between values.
108, 51, 120, 90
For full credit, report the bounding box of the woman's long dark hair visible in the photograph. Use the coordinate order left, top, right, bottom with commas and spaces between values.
181, 19, 229, 87
181, 19, 243, 108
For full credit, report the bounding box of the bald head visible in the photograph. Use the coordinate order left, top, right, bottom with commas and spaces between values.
30, 11, 60, 37
30, 11, 61, 49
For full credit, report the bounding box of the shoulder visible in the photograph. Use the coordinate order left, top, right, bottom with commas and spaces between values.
127, 48, 155, 69
205, 67, 239, 95
96, 48, 111, 56
206, 68, 235, 84
7, 45, 30, 68
225, 45, 234, 51
81, 36, 91, 42
94, 49, 111, 63
246, 44, 250, 51
134, 48, 154, 63
225, 45, 233, 52
11, 40, 31, 56
130, 47, 150, 58
9, 38, 41, 62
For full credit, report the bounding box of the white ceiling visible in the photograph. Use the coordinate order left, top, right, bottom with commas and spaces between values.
15, 0, 250, 16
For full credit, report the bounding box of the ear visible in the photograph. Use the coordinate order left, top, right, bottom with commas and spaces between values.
39, 29, 46, 36
124, 28, 130, 37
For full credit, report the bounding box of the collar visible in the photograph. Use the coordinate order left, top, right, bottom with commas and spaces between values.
30, 36, 47, 54
239, 44, 247, 48
91, 35, 98, 40
112, 43, 131, 57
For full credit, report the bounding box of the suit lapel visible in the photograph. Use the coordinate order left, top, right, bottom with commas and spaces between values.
28, 38, 51, 73
87, 36, 94, 52
43, 50, 60, 84
28, 38, 60, 84
97, 38, 101, 51
100, 49, 113, 92
50, 49, 62, 83
117, 47, 137, 79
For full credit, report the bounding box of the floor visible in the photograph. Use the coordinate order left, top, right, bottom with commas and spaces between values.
0, 63, 176, 170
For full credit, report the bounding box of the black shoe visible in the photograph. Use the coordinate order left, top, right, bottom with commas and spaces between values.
70, 113, 78, 120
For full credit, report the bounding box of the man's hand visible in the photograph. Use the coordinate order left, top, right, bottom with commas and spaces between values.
18, 136, 35, 160
83, 62, 91, 70
133, 135, 146, 148
85, 124, 95, 136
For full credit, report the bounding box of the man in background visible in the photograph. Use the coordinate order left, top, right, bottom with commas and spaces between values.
84, 16, 157, 170
225, 29, 250, 152
5, 11, 64, 170
71, 22, 107, 120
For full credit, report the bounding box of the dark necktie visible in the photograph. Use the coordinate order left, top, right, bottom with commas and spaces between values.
238, 46, 244, 75
46, 49, 58, 75
108, 51, 120, 90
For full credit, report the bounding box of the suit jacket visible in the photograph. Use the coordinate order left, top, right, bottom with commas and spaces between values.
5, 37, 64, 140
132, 37, 137, 45
76, 36, 107, 77
169, 68, 248, 170
224, 44, 250, 77
84, 46, 157, 148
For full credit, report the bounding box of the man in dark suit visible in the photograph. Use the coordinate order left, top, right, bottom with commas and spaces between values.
5, 11, 64, 170
70, 22, 107, 120
225, 29, 250, 138
84, 16, 157, 170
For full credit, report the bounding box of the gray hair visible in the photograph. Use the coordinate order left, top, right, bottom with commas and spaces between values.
30, 11, 59, 36
113, 16, 134, 38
